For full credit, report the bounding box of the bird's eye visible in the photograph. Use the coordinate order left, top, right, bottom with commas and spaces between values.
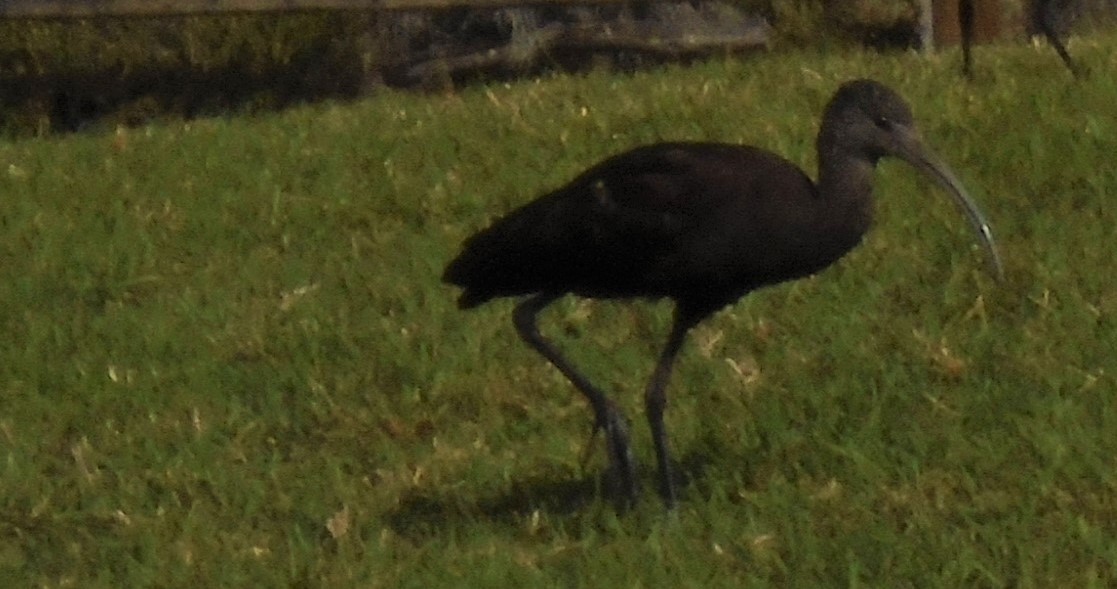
873, 116, 892, 130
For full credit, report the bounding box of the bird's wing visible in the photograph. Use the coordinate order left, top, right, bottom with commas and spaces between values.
576, 143, 827, 293
573, 142, 800, 245
443, 141, 817, 306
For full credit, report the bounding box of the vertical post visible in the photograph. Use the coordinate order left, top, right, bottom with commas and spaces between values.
917, 0, 934, 51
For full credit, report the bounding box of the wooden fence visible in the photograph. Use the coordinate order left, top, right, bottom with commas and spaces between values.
3, 1, 1007, 50
0, 1, 962, 49
0, 0, 646, 17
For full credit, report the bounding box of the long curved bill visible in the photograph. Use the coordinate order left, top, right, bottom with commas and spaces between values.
893, 128, 1005, 281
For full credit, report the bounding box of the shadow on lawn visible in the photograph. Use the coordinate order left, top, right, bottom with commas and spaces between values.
385, 450, 719, 537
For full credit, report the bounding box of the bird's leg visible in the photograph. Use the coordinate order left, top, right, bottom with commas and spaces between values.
959, 0, 974, 78
513, 293, 638, 507
1036, 0, 1082, 77
645, 309, 698, 509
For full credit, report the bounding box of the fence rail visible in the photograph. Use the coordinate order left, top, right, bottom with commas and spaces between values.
0, 0, 639, 18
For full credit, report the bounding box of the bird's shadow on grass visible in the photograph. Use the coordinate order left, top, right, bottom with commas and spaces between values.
384, 450, 720, 539
385, 474, 600, 539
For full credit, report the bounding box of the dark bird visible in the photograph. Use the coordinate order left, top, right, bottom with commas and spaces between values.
960, 0, 1081, 78
443, 79, 1004, 509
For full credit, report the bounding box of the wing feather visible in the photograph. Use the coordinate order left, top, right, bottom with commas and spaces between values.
443, 142, 816, 307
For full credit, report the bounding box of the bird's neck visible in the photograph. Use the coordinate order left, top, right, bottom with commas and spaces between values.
816, 153, 876, 246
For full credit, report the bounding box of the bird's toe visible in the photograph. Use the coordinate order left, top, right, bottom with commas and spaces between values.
601, 407, 639, 507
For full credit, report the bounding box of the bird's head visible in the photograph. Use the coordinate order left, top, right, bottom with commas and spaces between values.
821, 79, 919, 164
819, 79, 1004, 281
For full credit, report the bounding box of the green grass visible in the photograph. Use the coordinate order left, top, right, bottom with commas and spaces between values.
2, 34, 1117, 587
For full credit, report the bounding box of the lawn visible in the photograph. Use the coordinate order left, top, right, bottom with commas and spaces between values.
1, 34, 1115, 587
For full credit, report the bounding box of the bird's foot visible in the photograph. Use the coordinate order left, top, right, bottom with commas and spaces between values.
657, 467, 678, 510
600, 406, 638, 509
578, 405, 638, 508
